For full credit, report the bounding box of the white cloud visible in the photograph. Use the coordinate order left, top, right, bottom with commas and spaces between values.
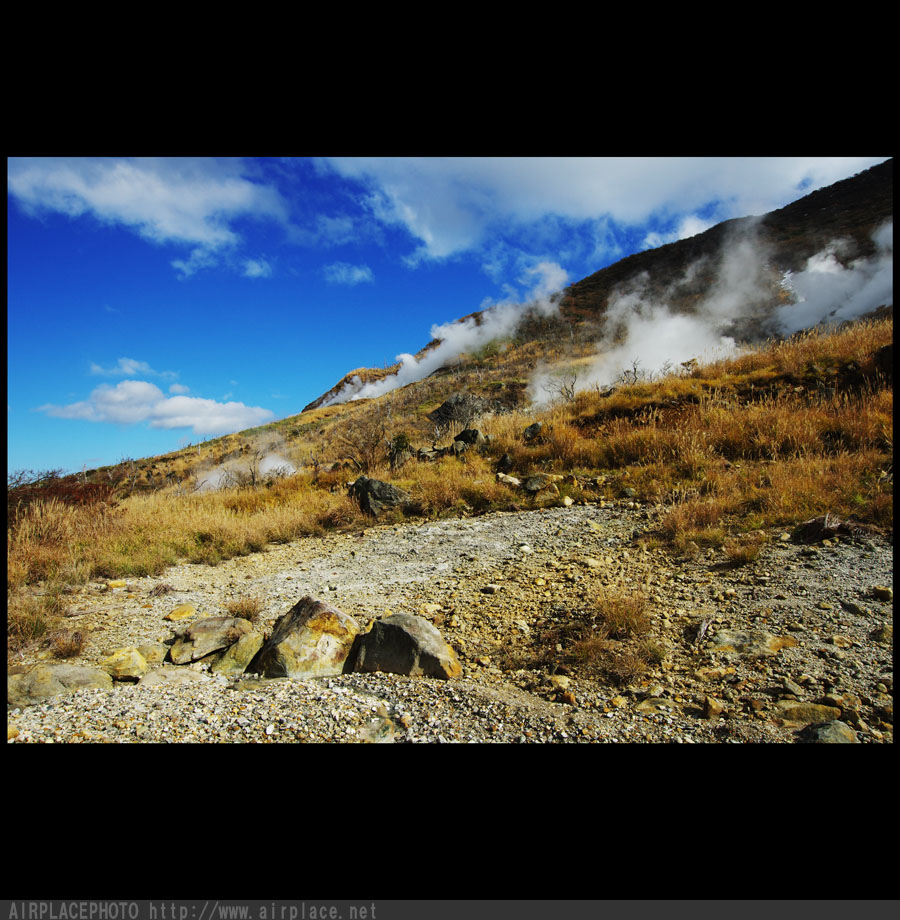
322, 262, 374, 285
89, 356, 176, 379
37, 379, 274, 435
242, 257, 273, 278
321, 157, 888, 263
8, 157, 289, 275
169, 383, 190, 394
643, 214, 715, 249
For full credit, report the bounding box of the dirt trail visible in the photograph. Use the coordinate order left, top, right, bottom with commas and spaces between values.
8, 502, 894, 743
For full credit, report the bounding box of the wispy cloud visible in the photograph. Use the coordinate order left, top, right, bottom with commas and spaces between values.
37, 380, 274, 436
322, 262, 374, 285
320, 157, 888, 266
89, 356, 177, 379
242, 257, 273, 278
7, 157, 290, 277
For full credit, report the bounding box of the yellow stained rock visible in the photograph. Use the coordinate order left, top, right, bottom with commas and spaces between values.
165, 603, 197, 621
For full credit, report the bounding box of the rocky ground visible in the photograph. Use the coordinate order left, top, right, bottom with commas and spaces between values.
7, 500, 894, 743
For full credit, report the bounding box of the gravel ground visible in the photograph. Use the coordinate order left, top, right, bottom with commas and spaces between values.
8, 501, 894, 743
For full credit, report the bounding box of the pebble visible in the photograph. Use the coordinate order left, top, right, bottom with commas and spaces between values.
8, 504, 893, 745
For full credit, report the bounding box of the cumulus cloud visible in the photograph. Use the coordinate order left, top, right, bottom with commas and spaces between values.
322, 262, 374, 285
320, 157, 888, 263
324, 260, 569, 405
7, 157, 289, 276
37, 379, 274, 435
775, 221, 893, 334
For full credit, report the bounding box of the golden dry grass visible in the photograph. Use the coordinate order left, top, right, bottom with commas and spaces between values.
7, 316, 892, 659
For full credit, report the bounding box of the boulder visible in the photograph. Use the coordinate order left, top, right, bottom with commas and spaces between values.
523, 422, 544, 442
347, 612, 462, 679
100, 647, 150, 681
252, 597, 360, 679
454, 428, 487, 446
209, 630, 265, 677
427, 393, 488, 428
523, 473, 559, 495
348, 476, 411, 517
8, 664, 112, 708
168, 616, 253, 665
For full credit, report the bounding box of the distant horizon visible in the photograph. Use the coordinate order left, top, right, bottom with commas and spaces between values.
7, 156, 891, 475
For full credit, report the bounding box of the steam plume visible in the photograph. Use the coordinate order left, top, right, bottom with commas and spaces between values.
323, 261, 569, 405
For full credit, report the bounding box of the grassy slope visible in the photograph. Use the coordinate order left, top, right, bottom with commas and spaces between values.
8, 315, 892, 659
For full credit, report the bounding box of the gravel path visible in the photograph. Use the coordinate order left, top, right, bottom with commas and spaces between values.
8, 502, 894, 743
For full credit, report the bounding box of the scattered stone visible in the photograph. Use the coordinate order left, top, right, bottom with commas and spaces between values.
496, 472, 521, 488
523, 474, 558, 495
209, 631, 264, 677
100, 647, 149, 681
523, 422, 543, 442
348, 476, 411, 517
706, 629, 798, 657
454, 428, 486, 446
8, 664, 113, 708
870, 624, 893, 645
774, 701, 842, 724
165, 604, 197, 622
359, 716, 396, 743
347, 613, 462, 679
169, 616, 253, 665
872, 585, 893, 602
136, 641, 168, 665
799, 720, 859, 743
703, 696, 726, 719
482, 584, 503, 594
138, 667, 211, 688
253, 597, 360, 679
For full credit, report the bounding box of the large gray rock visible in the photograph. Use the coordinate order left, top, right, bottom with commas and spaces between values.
348, 476, 411, 517
347, 613, 462, 679
252, 597, 360, 678
8, 664, 112, 709
168, 616, 254, 665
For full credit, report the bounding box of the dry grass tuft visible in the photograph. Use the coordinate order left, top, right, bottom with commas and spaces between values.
225, 596, 265, 623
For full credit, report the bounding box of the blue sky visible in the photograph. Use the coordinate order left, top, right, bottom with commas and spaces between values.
7, 156, 890, 475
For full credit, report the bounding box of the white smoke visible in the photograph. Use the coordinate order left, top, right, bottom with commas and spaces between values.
532, 220, 894, 404
194, 447, 296, 492
531, 223, 773, 402
776, 221, 893, 334
323, 261, 570, 406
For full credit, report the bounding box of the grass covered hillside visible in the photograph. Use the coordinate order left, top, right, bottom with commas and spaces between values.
8, 313, 893, 661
